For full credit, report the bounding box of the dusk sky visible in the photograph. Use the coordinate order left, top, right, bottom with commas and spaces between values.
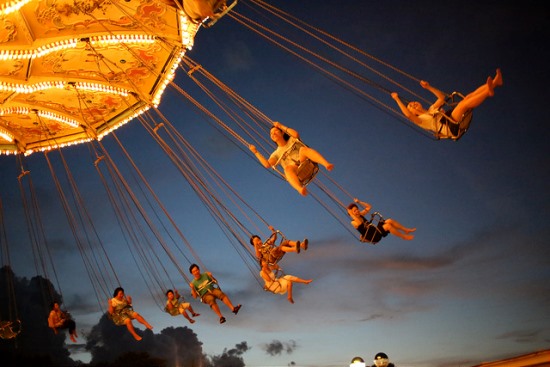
1, 1, 549, 367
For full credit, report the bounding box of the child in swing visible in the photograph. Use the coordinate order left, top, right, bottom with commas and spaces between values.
165, 289, 200, 324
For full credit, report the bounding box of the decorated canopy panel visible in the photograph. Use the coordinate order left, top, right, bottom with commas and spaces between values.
0, 0, 199, 155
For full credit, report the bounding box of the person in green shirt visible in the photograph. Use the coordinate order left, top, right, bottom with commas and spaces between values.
189, 263, 242, 324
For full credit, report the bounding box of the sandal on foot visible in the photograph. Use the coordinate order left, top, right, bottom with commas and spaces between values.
192, 313, 200, 317
219, 317, 226, 324
232, 304, 242, 315
302, 238, 308, 251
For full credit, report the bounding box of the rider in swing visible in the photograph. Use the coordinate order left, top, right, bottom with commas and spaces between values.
249, 121, 334, 196
250, 225, 309, 272
347, 198, 415, 243
189, 263, 241, 324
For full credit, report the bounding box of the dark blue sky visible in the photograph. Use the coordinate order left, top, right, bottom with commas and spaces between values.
1, 1, 549, 366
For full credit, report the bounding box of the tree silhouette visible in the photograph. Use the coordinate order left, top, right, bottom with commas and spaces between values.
0, 266, 76, 366
1, 266, 251, 367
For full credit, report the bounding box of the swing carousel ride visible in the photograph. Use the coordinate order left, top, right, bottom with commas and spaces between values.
0, 0, 201, 156
0, 0, 261, 337
0, 0, 469, 345
0, 0, 436, 309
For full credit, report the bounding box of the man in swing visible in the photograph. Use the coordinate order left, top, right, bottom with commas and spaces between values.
391, 69, 503, 139
189, 263, 241, 324
48, 301, 78, 343
347, 198, 415, 243
250, 225, 308, 271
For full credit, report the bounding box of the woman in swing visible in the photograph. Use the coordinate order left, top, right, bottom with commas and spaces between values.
347, 198, 416, 242
390, 68, 503, 139
108, 287, 153, 341
260, 261, 312, 304
249, 121, 334, 196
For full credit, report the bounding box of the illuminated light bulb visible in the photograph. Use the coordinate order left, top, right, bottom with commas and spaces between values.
0, 80, 130, 97
0, 127, 15, 142
0, 107, 80, 128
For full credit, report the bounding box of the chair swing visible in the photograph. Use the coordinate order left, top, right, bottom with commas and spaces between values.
164, 291, 180, 315
262, 269, 286, 294
194, 278, 221, 304
0, 319, 21, 339
358, 212, 386, 245
435, 92, 474, 141
164, 290, 192, 316
297, 159, 319, 186
259, 248, 286, 294
108, 304, 135, 326
260, 230, 289, 271
278, 139, 319, 187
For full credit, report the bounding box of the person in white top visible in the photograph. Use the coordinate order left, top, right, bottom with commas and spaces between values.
249, 121, 334, 196
391, 68, 503, 139
108, 287, 153, 341
260, 262, 312, 304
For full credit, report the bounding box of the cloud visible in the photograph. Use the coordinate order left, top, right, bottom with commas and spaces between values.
495, 329, 545, 344
0, 267, 252, 366
360, 313, 387, 322
262, 339, 298, 356
269, 223, 550, 333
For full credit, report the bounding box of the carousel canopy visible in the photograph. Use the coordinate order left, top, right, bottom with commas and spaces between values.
0, 0, 199, 155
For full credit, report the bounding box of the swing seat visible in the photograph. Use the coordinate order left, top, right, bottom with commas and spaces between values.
263, 268, 285, 293
435, 92, 473, 141
108, 306, 135, 326
359, 212, 386, 245
260, 230, 286, 270
297, 159, 319, 186
275, 138, 318, 186
164, 305, 183, 316
197, 280, 220, 303
0, 320, 21, 339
